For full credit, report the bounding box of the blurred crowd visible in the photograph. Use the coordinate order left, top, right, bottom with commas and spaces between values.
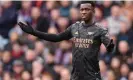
0, 1, 133, 80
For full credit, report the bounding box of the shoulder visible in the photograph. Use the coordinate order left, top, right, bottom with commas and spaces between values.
95, 23, 108, 35
95, 23, 108, 31
72, 21, 81, 26
70, 21, 82, 29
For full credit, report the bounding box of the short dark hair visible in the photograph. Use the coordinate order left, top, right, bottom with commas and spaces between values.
80, 1, 95, 7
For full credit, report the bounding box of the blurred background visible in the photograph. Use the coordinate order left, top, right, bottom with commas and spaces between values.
0, 1, 133, 80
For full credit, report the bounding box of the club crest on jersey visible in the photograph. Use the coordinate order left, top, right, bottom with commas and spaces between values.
87, 32, 94, 35
75, 31, 78, 35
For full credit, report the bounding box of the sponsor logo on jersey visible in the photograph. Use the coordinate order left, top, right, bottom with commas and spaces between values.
87, 32, 94, 35
72, 37, 93, 48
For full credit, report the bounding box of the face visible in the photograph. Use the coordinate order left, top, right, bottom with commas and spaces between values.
25, 49, 36, 61
32, 61, 43, 74
31, 7, 40, 20
70, 8, 79, 20
118, 41, 129, 54
13, 65, 24, 74
80, 3, 94, 21
111, 57, 120, 69
21, 71, 31, 80
35, 41, 44, 54
42, 75, 53, 80
129, 72, 133, 80
60, 68, 70, 80
107, 70, 116, 80
2, 51, 11, 63
22, 1, 31, 10
120, 63, 129, 76
33, 77, 41, 80
3, 72, 12, 80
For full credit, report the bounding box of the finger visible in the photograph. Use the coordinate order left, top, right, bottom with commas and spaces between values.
110, 39, 114, 45
18, 22, 25, 27
26, 22, 30, 26
19, 22, 27, 26
110, 39, 113, 43
18, 23, 23, 28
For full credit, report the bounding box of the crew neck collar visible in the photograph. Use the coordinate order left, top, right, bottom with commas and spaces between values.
81, 21, 96, 27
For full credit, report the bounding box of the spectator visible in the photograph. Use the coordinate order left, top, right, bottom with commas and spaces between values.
119, 63, 130, 80
33, 77, 41, 80
53, 65, 64, 77
60, 67, 70, 80
57, 17, 70, 32
106, 5, 121, 35
21, 71, 32, 80
26, 34, 37, 49
47, 27, 58, 54
35, 41, 47, 60
117, 21, 130, 43
12, 60, 24, 80
55, 41, 72, 66
0, 35, 8, 50
45, 53, 60, 80
2, 51, 12, 72
99, 44, 112, 64
2, 71, 12, 80
121, 1, 133, 21
106, 70, 116, 80
60, 1, 72, 17
42, 72, 53, 80
50, 9, 61, 26
0, 1, 17, 38
128, 71, 133, 80
117, 40, 132, 61
11, 42, 24, 59
102, 1, 113, 18
48, 27, 58, 34
31, 7, 50, 32
42, 1, 58, 18
32, 60, 44, 78
110, 57, 121, 79
45, 1, 57, 11
45, 53, 55, 67
99, 60, 108, 80
69, 7, 80, 23
95, 7, 103, 22
17, 1, 32, 23
24, 49, 36, 72
4, 32, 19, 51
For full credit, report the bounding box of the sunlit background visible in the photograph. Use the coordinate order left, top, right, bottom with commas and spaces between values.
0, 1, 133, 80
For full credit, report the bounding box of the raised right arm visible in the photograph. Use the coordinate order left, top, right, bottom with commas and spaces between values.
18, 22, 72, 42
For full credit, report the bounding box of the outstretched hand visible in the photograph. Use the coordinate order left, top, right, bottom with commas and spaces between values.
18, 22, 34, 34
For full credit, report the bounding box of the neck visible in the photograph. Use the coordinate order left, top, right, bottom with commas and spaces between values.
84, 19, 93, 25
82, 18, 95, 27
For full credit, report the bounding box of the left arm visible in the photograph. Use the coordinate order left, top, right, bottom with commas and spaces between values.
100, 29, 114, 52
